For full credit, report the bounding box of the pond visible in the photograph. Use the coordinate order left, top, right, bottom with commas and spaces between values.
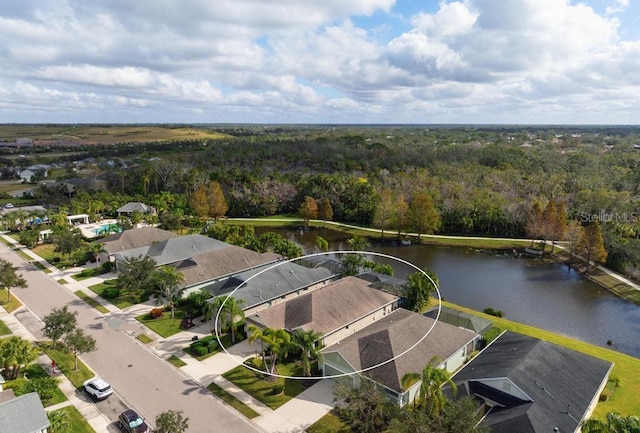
257, 226, 640, 358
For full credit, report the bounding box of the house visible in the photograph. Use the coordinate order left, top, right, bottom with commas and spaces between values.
246, 276, 400, 347
445, 331, 614, 433
19, 167, 48, 183
98, 227, 179, 263
116, 202, 154, 216
58, 177, 107, 197
0, 391, 50, 433
192, 260, 336, 316
320, 308, 476, 407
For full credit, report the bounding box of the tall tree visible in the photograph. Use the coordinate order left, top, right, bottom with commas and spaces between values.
566, 219, 584, 266
261, 327, 291, 375
117, 255, 157, 303
0, 336, 39, 380
408, 192, 441, 240
333, 377, 399, 433
317, 197, 333, 227
155, 409, 190, 433
154, 266, 185, 319
247, 324, 268, 367
395, 195, 410, 237
298, 196, 318, 225
404, 270, 438, 313
207, 181, 229, 221
401, 356, 456, 417
525, 199, 545, 249
204, 296, 245, 343
373, 188, 395, 239
89, 242, 106, 268
291, 328, 323, 377
64, 328, 96, 370
578, 221, 608, 274
42, 306, 78, 350
189, 184, 209, 218
0, 258, 27, 303
52, 226, 83, 258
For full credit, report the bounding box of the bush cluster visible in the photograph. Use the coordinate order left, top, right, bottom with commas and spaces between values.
102, 286, 120, 299
150, 308, 164, 319
189, 335, 219, 357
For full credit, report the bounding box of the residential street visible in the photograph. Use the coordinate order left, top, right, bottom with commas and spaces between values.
0, 245, 260, 433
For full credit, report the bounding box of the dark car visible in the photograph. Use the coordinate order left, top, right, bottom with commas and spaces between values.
118, 409, 150, 433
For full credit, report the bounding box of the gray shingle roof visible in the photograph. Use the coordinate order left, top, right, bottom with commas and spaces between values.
448, 331, 614, 433
99, 227, 178, 254
424, 306, 493, 335
253, 277, 398, 334
115, 234, 228, 266
117, 201, 152, 213
0, 392, 50, 433
322, 308, 475, 393
203, 261, 335, 309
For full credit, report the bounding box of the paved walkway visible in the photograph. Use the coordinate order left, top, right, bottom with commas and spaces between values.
1, 233, 335, 432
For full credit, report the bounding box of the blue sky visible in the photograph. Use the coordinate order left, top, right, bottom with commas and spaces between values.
1, 0, 639, 124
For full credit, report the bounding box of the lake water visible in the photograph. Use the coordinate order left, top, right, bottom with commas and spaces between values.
258, 226, 640, 358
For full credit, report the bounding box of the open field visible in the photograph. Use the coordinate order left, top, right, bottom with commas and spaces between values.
0, 124, 229, 145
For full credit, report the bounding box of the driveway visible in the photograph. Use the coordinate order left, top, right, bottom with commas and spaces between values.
0, 249, 260, 433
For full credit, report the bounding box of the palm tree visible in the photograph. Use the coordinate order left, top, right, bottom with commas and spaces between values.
262, 328, 291, 376
400, 356, 456, 416
205, 296, 245, 343
291, 329, 323, 377
154, 266, 185, 319
247, 324, 267, 368
47, 409, 72, 433
89, 242, 106, 268
581, 412, 640, 433
0, 336, 40, 380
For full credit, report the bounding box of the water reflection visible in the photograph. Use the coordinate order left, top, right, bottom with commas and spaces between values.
256, 226, 640, 358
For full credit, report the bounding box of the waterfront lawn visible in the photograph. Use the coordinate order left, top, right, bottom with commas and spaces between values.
0, 318, 10, 336
0, 288, 22, 313
222, 360, 309, 410
443, 301, 640, 418
207, 381, 260, 419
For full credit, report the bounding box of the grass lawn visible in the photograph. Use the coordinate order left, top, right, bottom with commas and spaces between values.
87, 281, 135, 309
1, 363, 67, 407
307, 411, 353, 433
183, 333, 236, 361
168, 354, 187, 367
0, 288, 23, 313
222, 360, 311, 410
51, 405, 97, 433
136, 310, 186, 338
207, 381, 260, 419
0, 318, 11, 336
137, 333, 154, 344
74, 290, 109, 314
443, 301, 640, 418
12, 248, 34, 262
39, 342, 94, 388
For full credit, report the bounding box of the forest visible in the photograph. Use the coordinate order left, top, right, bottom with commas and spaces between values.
4, 124, 640, 280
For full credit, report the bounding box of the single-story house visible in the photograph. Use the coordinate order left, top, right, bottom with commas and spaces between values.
246, 276, 401, 347
320, 308, 476, 407
192, 260, 336, 317
0, 391, 50, 433
445, 331, 614, 433
98, 227, 178, 262
117, 202, 154, 216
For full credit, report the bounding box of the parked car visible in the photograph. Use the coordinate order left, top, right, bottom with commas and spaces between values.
83, 377, 113, 401
118, 409, 151, 433
3, 203, 14, 209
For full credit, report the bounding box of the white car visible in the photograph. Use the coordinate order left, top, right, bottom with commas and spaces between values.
3, 203, 14, 209
83, 377, 113, 400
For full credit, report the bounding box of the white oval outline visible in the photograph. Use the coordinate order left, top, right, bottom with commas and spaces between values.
214, 250, 441, 380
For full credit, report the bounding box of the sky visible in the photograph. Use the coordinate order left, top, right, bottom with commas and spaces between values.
1, 0, 640, 124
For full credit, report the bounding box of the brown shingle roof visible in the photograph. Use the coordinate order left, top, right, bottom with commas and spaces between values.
254, 276, 398, 335
177, 245, 281, 286
322, 308, 475, 393
99, 227, 178, 254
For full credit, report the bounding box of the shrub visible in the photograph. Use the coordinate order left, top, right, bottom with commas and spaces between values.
481, 327, 503, 347
150, 308, 164, 319
101, 261, 116, 272
483, 307, 504, 318
272, 384, 284, 395
102, 286, 120, 299
207, 340, 219, 353
195, 346, 208, 356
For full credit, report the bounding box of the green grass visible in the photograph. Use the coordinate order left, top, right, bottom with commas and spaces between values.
74, 290, 109, 314
0, 288, 23, 313
39, 342, 94, 388
136, 310, 186, 338
168, 354, 187, 367
222, 360, 310, 410
137, 333, 154, 344
443, 301, 640, 418
0, 318, 10, 336
57, 278, 68, 284
87, 281, 134, 309
31, 260, 51, 273
12, 248, 34, 261
50, 405, 97, 433
72, 267, 108, 281
1, 363, 67, 407
307, 411, 353, 433
207, 381, 260, 419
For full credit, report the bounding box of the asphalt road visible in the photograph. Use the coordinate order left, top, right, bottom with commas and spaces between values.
0, 248, 259, 433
